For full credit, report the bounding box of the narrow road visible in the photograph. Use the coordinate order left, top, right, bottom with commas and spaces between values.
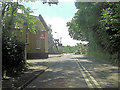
25, 54, 119, 89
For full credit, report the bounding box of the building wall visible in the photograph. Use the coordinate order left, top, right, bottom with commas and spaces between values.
45, 31, 48, 53
10, 15, 49, 59
27, 30, 48, 59
10, 28, 48, 59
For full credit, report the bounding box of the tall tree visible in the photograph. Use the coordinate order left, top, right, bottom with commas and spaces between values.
67, 2, 120, 64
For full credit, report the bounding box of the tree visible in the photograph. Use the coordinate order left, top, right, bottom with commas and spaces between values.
1, 0, 59, 78
64, 46, 76, 53
67, 18, 86, 41
2, 2, 40, 33
1, 2, 40, 77
67, 2, 120, 64
99, 2, 120, 62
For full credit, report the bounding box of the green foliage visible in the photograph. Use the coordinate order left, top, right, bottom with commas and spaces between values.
67, 2, 120, 64
67, 19, 86, 41
76, 43, 88, 54
2, 35, 25, 76
2, 2, 39, 34
99, 2, 120, 53
88, 50, 110, 62
63, 44, 88, 54
1, 2, 40, 77
64, 46, 76, 53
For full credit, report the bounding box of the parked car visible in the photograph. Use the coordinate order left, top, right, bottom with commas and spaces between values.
75, 50, 80, 54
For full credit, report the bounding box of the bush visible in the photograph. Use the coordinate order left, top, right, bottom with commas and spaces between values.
111, 52, 119, 65
2, 35, 25, 77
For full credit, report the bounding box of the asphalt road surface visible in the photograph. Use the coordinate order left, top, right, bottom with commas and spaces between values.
25, 54, 119, 89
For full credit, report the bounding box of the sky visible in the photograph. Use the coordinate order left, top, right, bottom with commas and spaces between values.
21, 0, 87, 46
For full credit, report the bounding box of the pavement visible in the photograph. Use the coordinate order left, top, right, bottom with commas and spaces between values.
2, 54, 62, 89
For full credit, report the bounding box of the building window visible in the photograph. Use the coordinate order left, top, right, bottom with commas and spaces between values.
36, 40, 40, 49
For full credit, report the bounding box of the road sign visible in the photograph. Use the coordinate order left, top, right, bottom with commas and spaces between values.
40, 33, 45, 39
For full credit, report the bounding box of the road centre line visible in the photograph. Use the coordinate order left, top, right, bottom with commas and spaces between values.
79, 62, 102, 89
76, 60, 94, 88
75, 58, 102, 89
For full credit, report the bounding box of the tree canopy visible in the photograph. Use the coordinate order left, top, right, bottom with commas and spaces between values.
2, 2, 40, 34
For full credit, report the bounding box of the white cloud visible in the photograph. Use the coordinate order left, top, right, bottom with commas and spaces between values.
45, 16, 82, 46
